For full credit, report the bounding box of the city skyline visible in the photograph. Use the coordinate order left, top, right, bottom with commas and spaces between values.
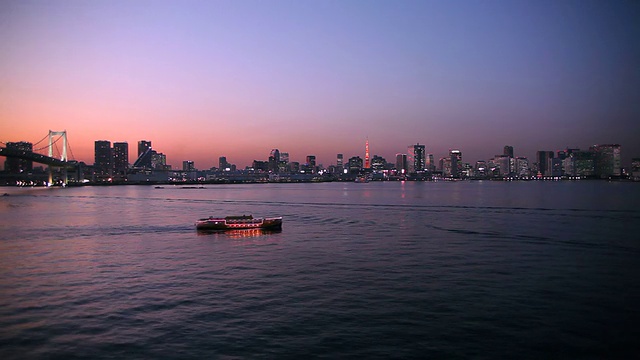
2, 1, 639, 169
0, 131, 631, 172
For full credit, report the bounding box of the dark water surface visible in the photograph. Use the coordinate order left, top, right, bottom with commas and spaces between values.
1, 181, 639, 359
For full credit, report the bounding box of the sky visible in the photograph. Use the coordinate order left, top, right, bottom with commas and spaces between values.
1, 0, 639, 169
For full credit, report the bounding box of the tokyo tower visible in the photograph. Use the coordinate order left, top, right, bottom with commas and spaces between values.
365, 138, 370, 169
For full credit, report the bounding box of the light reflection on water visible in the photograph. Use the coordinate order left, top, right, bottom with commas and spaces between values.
0, 182, 639, 359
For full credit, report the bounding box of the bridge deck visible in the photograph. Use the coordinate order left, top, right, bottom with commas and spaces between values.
0, 147, 76, 169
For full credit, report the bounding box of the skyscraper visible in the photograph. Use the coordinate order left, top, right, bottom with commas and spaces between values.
112, 142, 129, 179
475, 160, 487, 178
536, 151, 554, 176
495, 155, 510, 177
269, 149, 280, 173
219, 156, 228, 170
450, 149, 462, 178
426, 153, 435, 172
348, 156, 363, 173
591, 144, 621, 178
407, 143, 425, 173
503, 145, 514, 158
371, 155, 387, 170
395, 154, 407, 174
183, 160, 195, 171
306, 155, 316, 167
631, 158, 640, 181
305, 155, 316, 173
573, 150, 595, 177
134, 140, 153, 169
94, 140, 112, 181
441, 157, 452, 177
279, 152, 289, 173
515, 157, 530, 178
138, 140, 151, 158
151, 152, 167, 170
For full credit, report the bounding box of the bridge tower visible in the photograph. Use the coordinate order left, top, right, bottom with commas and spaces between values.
48, 130, 68, 185
48, 130, 67, 161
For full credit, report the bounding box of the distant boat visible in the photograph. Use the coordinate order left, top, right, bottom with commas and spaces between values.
355, 176, 369, 183
195, 215, 283, 231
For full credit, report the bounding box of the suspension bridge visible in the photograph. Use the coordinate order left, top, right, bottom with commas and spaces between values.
0, 130, 77, 185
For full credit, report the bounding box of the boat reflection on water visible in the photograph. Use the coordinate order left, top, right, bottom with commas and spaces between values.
196, 228, 282, 239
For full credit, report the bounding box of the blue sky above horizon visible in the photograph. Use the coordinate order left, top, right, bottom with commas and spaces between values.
1, 0, 639, 169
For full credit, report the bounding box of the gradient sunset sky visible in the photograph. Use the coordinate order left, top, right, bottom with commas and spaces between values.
2, 0, 639, 169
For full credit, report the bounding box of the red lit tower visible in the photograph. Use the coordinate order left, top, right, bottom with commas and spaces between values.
365, 138, 370, 169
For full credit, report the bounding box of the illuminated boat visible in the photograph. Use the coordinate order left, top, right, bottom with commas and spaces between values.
195, 215, 283, 231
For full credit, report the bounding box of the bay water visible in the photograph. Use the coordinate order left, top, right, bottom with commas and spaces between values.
1, 181, 639, 359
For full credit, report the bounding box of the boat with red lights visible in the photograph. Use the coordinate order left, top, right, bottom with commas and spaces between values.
195, 215, 283, 231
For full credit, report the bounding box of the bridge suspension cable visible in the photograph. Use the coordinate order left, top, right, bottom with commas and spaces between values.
53, 142, 61, 160
32, 133, 50, 147
34, 134, 63, 152
67, 140, 76, 161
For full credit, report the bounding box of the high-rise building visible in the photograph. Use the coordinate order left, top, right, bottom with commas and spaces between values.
183, 160, 195, 172
270, 149, 280, 161
450, 149, 462, 177
504, 145, 514, 158
495, 155, 510, 177
219, 157, 228, 170
557, 150, 567, 160
279, 152, 289, 173
269, 149, 280, 173
591, 144, 621, 178
304, 155, 316, 173
475, 160, 487, 178
407, 144, 425, 173
371, 155, 387, 170
112, 142, 129, 179
94, 140, 112, 181
631, 158, 640, 181
337, 154, 343, 167
441, 157, 452, 177
151, 152, 167, 170
4, 141, 33, 174
395, 154, 407, 174
134, 140, 153, 169
549, 157, 563, 177
138, 140, 151, 158
306, 155, 316, 167
252, 160, 268, 172
425, 153, 435, 172
348, 156, 363, 173
573, 150, 595, 177
562, 156, 575, 177
536, 151, 554, 176
515, 157, 530, 178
